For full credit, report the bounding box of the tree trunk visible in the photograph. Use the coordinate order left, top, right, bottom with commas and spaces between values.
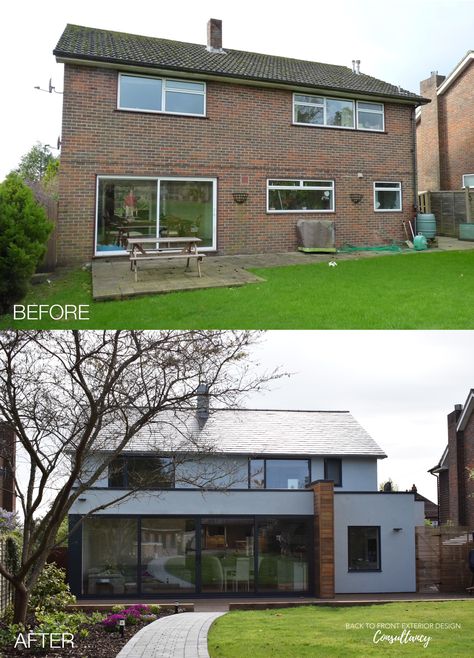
13, 582, 29, 625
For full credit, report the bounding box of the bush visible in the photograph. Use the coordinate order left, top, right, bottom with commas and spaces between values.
0, 172, 52, 313
101, 604, 156, 632
29, 563, 76, 613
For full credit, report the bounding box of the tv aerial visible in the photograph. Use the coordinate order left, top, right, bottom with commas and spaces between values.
34, 78, 63, 94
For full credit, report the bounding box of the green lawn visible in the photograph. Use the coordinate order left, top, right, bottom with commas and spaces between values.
1, 250, 473, 329
208, 602, 474, 657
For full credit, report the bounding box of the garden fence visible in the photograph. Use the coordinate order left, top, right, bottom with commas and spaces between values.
416, 525, 474, 593
418, 190, 473, 237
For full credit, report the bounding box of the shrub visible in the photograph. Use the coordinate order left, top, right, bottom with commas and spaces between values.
0, 172, 52, 313
35, 609, 87, 636
101, 604, 156, 632
29, 563, 76, 613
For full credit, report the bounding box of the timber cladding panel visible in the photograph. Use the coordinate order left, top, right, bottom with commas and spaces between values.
416, 526, 474, 593
312, 481, 335, 598
58, 63, 417, 263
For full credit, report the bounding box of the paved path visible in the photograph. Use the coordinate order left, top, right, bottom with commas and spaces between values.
116, 612, 225, 658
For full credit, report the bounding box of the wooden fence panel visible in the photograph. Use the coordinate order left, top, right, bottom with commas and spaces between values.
416, 526, 473, 593
420, 191, 473, 237
26, 182, 58, 272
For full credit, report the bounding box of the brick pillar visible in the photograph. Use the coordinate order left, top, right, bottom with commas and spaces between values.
311, 480, 334, 598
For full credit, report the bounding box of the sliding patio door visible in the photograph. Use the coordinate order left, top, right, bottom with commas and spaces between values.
158, 179, 215, 248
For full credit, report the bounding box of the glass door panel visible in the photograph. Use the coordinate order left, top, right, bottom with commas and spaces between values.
257, 519, 309, 592
201, 518, 254, 593
140, 518, 196, 593
159, 180, 214, 248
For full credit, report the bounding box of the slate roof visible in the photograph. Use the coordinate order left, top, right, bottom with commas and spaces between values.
95, 408, 387, 458
54, 24, 426, 103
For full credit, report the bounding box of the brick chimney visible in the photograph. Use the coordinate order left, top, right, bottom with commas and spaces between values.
417, 71, 446, 191
196, 384, 210, 428
447, 403, 464, 524
207, 18, 223, 52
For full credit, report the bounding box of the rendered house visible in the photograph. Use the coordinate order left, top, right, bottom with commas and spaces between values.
429, 389, 474, 527
68, 397, 424, 599
53, 19, 427, 264
416, 52, 474, 191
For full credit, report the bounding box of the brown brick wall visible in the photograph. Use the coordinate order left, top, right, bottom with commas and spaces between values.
447, 408, 463, 525
462, 410, 474, 529
58, 64, 418, 263
416, 63, 474, 191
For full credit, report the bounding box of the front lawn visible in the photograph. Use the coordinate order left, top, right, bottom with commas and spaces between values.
208, 602, 474, 657
1, 250, 473, 329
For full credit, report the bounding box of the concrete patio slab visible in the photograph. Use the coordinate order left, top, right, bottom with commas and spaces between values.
115, 611, 225, 658
92, 258, 265, 301
91, 237, 474, 300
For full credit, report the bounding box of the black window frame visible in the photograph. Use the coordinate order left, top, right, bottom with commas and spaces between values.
248, 457, 311, 490
324, 458, 342, 487
108, 455, 175, 489
347, 525, 381, 572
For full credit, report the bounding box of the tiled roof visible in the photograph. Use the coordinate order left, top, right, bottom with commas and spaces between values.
54, 24, 426, 103
96, 408, 387, 458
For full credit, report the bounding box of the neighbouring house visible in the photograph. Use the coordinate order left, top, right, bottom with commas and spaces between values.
429, 389, 474, 527
408, 485, 439, 526
68, 394, 424, 599
53, 19, 427, 264
416, 52, 474, 192
0, 423, 15, 513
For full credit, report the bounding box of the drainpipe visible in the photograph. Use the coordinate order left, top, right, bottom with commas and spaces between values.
411, 105, 419, 218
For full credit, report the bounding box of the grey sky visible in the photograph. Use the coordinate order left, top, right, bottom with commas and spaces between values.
244, 331, 473, 502
1, 0, 473, 179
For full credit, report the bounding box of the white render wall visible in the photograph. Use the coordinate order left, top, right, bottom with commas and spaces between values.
334, 493, 418, 593
69, 488, 314, 516
311, 457, 378, 491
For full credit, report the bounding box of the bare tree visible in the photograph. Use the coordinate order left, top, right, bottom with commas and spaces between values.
0, 330, 281, 623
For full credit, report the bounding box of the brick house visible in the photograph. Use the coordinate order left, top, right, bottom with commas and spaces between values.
416, 52, 474, 191
68, 392, 424, 599
429, 389, 474, 527
53, 20, 427, 264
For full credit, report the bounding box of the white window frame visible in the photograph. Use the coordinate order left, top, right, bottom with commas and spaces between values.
94, 175, 217, 256
267, 179, 335, 213
293, 93, 385, 132
373, 181, 402, 212
462, 174, 474, 188
356, 100, 385, 132
117, 72, 206, 117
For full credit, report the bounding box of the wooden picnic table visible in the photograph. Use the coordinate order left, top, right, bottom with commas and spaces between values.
127, 236, 204, 282
116, 224, 156, 247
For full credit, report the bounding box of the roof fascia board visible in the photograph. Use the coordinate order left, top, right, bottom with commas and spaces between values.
91, 448, 387, 458
55, 55, 426, 105
457, 389, 474, 431
437, 52, 474, 95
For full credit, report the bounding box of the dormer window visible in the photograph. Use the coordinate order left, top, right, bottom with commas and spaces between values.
118, 73, 206, 116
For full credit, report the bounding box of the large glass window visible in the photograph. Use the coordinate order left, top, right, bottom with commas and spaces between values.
249, 459, 310, 489
267, 180, 334, 213
294, 94, 384, 132
374, 181, 402, 211
159, 180, 214, 247
348, 526, 381, 571
119, 74, 205, 116
96, 178, 157, 253
201, 518, 255, 593
141, 518, 196, 593
82, 518, 138, 595
108, 456, 174, 489
96, 177, 216, 254
462, 174, 474, 188
257, 519, 309, 592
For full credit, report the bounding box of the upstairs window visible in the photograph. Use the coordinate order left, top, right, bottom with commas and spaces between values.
267, 179, 334, 213
118, 73, 206, 116
249, 458, 310, 489
108, 456, 174, 488
324, 458, 342, 486
294, 94, 384, 131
